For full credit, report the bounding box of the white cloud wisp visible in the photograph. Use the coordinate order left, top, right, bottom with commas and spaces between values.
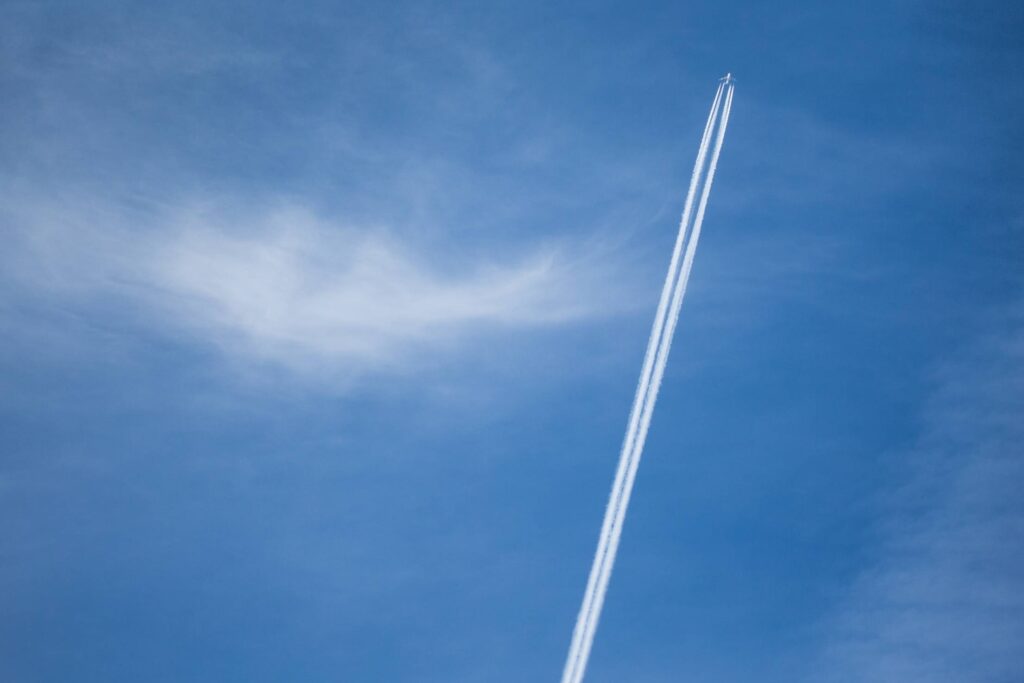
816, 302, 1024, 682
1, 198, 624, 379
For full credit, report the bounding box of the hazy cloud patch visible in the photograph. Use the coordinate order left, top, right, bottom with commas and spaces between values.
1, 195, 629, 380
815, 302, 1024, 681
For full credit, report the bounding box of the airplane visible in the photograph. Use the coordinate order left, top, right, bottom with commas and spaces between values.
719, 72, 734, 84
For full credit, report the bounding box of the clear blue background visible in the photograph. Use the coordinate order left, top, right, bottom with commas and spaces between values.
2, 1, 1022, 681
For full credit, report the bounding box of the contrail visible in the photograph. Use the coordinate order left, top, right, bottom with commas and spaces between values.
570, 84, 735, 683
561, 77, 734, 683
560, 81, 724, 683
571, 84, 735, 683
559, 80, 725, 683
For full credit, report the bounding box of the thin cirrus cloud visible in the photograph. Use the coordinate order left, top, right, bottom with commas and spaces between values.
2, 196, 628, 378
815, 302, 1024, 682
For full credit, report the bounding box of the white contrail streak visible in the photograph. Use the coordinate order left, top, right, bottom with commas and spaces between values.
560, 81, 723, 683
561, 79, 734, 683
570, 84, 734, 683
559, 81, 725, 683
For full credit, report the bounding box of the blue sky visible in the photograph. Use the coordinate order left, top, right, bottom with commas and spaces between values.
1, 1, 1022, 681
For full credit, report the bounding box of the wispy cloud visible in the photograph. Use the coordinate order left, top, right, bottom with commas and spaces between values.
0, 4, 282, 81
815, 301, 1024, 681
1, 194, 628, 379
